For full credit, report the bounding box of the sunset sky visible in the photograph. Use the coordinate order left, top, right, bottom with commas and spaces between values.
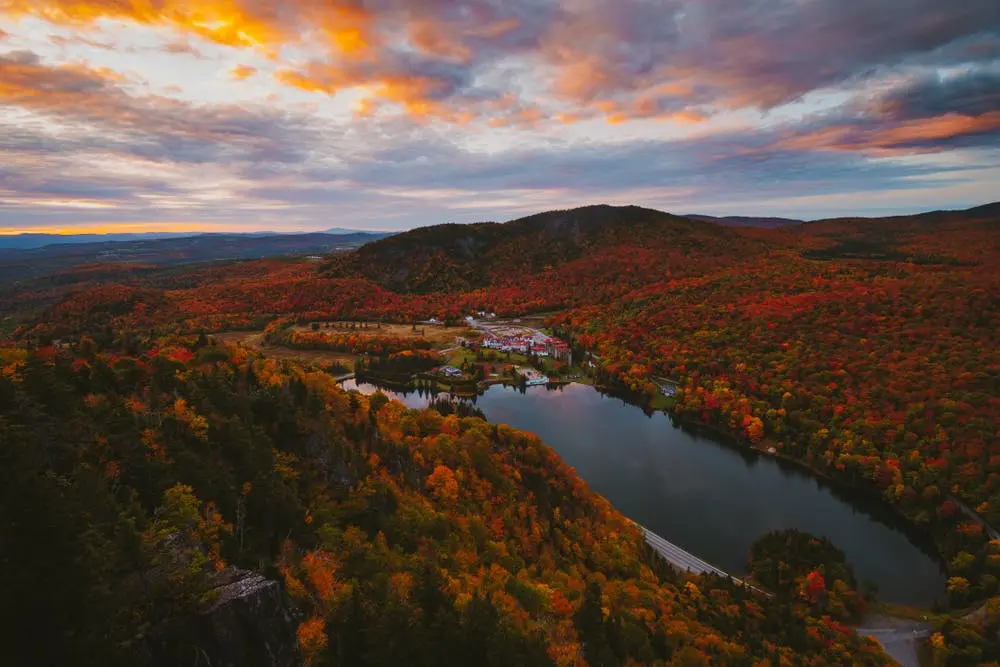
1, 0, 998, 233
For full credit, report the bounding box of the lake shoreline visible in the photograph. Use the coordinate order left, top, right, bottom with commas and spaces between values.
670, 411, 943, 555
341, 377, 947, 607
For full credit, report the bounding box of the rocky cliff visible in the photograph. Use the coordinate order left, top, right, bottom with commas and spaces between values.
135, 569, 302, 667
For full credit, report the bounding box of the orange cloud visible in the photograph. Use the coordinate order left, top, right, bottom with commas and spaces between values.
593, 96, 709, 125
777, 112, 1000, 153
3, 0, 282, 48
229, 64, 257, 80
10, 0, 993, 136
0, 50, 116, 107
1, 0, 706, 128
275, 68, 342, 94
408, 19, 474, 64
1, 0, 378, 55
671, 110, 709, 124
1, 0, 550, 126
276, 62, 467, 122
876, 113, 1000, 147
317, 6, 375, 55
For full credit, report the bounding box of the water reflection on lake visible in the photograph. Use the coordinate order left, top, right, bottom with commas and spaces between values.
341, 379, 945, 606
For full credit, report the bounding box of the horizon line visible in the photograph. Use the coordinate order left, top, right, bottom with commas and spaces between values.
0, 225, 394, 237
1, 199, 995, 237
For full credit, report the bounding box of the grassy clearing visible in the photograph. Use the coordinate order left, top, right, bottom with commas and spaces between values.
292, 322, 474, 349
216, 322, 477, 368
446, 347, 479, 367
214, 331, 357, 367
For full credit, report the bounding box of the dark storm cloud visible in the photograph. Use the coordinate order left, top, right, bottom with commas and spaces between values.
873, 70, 1000, 120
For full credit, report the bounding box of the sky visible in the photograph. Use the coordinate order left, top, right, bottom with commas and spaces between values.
0, 1, 998, 234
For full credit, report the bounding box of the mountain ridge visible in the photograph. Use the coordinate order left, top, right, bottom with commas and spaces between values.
330, 204, 746, 293
684, 214, 803, 228
0, 228, 389, 250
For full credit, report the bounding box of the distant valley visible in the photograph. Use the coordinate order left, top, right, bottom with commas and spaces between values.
0, 227, 386, 250
0, 230, 391, 283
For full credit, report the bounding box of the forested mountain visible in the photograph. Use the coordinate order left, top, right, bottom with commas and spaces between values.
0, 337, 892, 666
327, 205, 756, 293
2, 201, 1000, 665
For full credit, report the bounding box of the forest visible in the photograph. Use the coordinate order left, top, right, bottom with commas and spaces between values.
0, 336, 892, 666
2, 202, 999, 664
748, 529, 867, 624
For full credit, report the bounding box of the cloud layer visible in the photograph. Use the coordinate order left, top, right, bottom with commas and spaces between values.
0, 0, 998, 230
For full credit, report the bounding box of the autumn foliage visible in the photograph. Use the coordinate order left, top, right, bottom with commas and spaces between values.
3, 202, 1000, 662
0, 337, 892, 665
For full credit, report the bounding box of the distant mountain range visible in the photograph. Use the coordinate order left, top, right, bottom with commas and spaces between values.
322, 201, 999, 293
4, 202, 995, 285
0, 228, 388, 250
685, 214, 803, 228
685, 204, 1000, 229
0, 231, 391, 283
0, 232, 193, 250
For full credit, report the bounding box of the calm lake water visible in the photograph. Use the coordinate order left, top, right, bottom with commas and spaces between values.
342, 379, 946, 606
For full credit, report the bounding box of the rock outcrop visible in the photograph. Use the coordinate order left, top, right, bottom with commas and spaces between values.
136, 569, 302, 667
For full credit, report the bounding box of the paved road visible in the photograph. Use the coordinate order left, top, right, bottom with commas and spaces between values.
949, 494, 1000, 540
636, 520, 937, 667
634, 523, 770, 596
856, 620, 932, 667
635, 523, 935, 665
638, 526, 729, 576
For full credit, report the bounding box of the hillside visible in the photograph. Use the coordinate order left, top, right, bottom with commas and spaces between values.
328, 205, 758, 293
5, 202, 1000, 666
0, 337, 893, 666
796, 202, 1000, 264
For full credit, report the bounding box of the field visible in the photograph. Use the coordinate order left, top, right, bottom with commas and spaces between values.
215, 322, 474, 367
212, 331, 355, 366
289, 321, 471, 348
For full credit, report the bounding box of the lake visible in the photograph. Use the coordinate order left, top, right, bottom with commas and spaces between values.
342, 379, 946, 606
